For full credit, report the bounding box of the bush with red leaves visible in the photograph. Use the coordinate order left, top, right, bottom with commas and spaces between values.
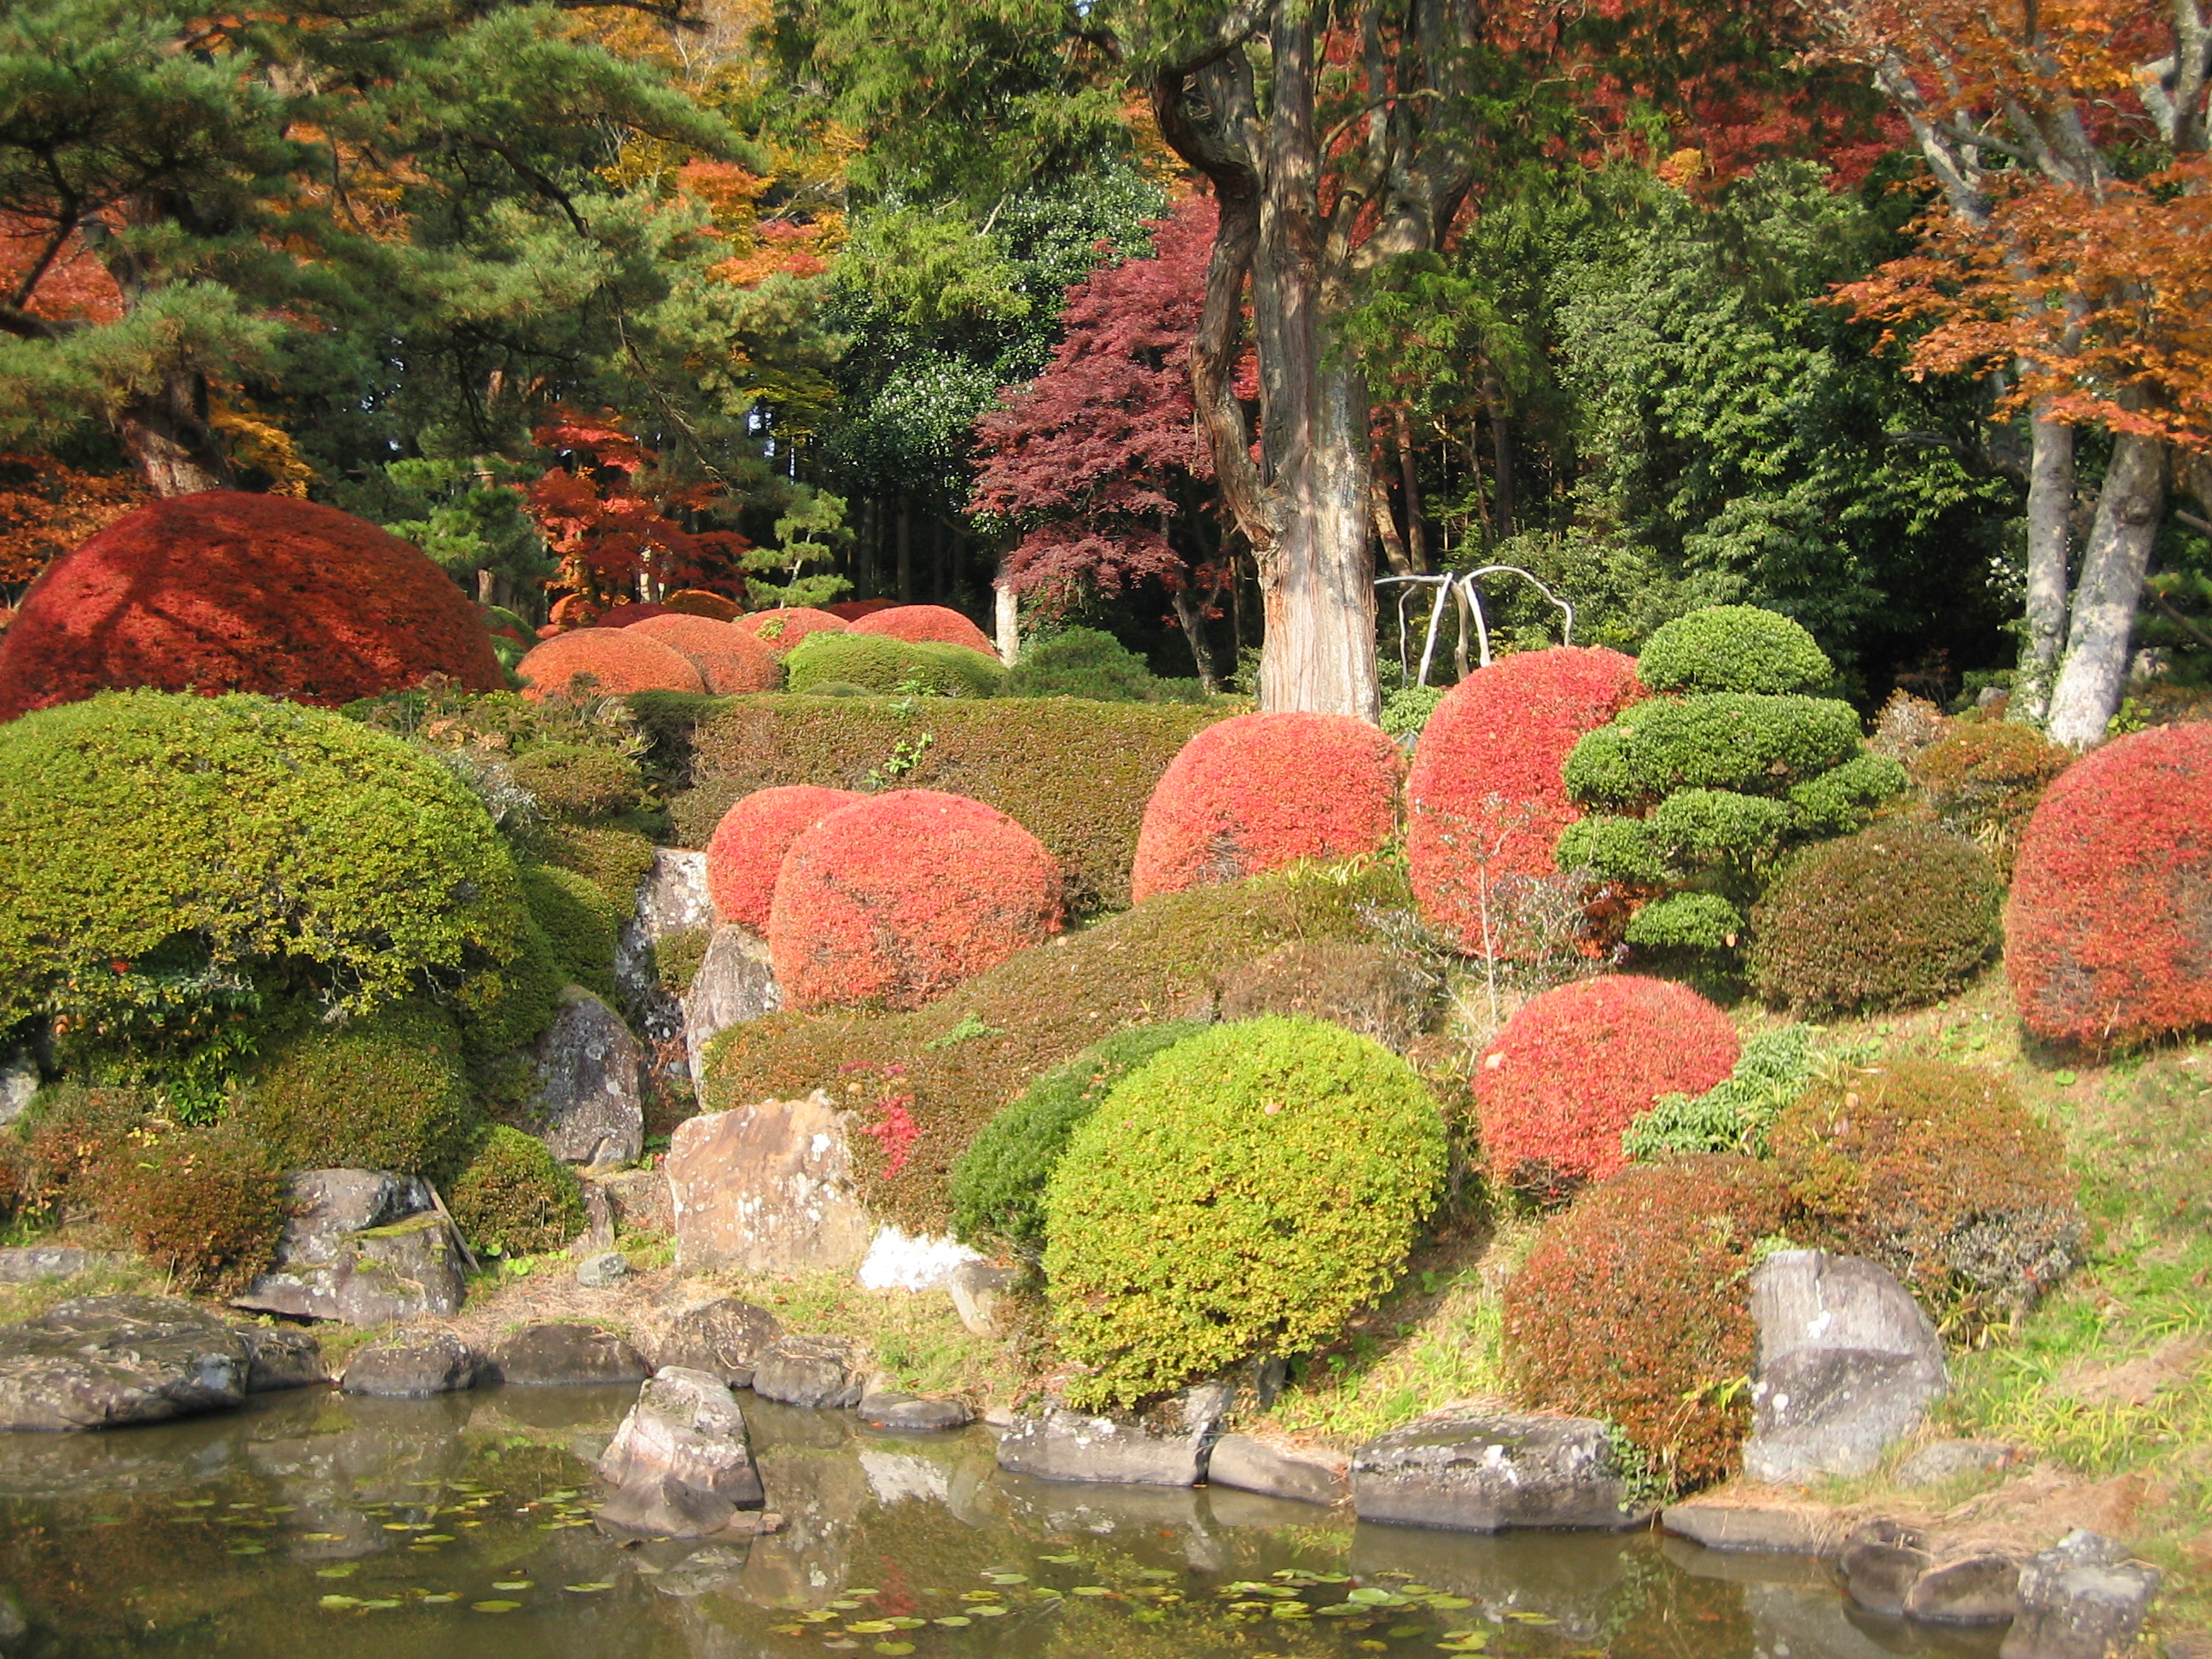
707, 784, 864, 930
849, 603, 998, 658
663, 589, 741, 620
1406, 647, 1644, 949
0, 492, 504, 721
2005, 723, 2212, 1050
596, 602, 674, 628
825, 598, 898, 620
515, 628, 706, 701
1503, 1154, 1796, 1492
738, 607, 848, 655
548, 594, 598, 629
627, 614, 782, 694
1473, 974, 1739, 1200
1130, 712, 1405, 903
769, 789, 1062, 1011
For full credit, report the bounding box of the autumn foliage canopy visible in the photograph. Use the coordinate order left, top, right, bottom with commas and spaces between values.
706, 784, 864, 932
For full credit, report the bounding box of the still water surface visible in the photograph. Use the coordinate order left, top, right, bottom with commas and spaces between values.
0, 1385, 2004, 1658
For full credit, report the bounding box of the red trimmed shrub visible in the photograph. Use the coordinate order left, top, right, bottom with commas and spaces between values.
663, 589, 742, 620
848, 602, 998, 658
627, 613, 782, 694
1406, 647, 1644, 949
597, 602, 672, 627
0, 492, 504, 720
515, 628, 706, 701
738, 606, 849, 655
706, 783, 864, 929
1474, 974, 1739, 1198
1129, 712, 1405, 903
548, 593, 597, 629
768, 789, 1062, 1010
2006, 723, 2212, 1050
826, 598, 899, 620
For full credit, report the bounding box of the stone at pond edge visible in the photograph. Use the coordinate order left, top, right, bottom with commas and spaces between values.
1906, 1554, 2024, 1626
2000, 1530, 2161, 1659
597, 1365, 764, 1535
575, 1250, 631, 1289
680, 923, 779, 1088
947, 1260, 1017, 1338
637, 1295, 782, 1389
1206, 1434, 1348, 1506
0, 1295, 251, 1431
994, 1382, 1231, 1487
1661, 1486, 1853, 1556
232, 1171, 462, 1326
240, 1326, 328, 1392
532, 987, 646, 1166
486, 1323, 649, 1387
666, 1092, 872, 1275
1351, 1411, 1655, 1533
341, 1331, 480, 1397
1743, 1249, 1947, 1485
751, 1335, 862, 1409
0, 1247, 122, 1284
858, 1392, 971, 1432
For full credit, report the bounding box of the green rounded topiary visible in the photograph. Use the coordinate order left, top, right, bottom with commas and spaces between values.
237, 1000, 481, 1183
1636, 605, 1831, 696
948, 1022, 1206, 1259
1749, 821, 2001, 1015
446, 1125, 586, 1257
507, 742, 643, 818
449, 915, 566, 1057
1563, 695, 1866, 805
519, 864, 620, 998
1043, 1016, 1447, 1408
1004, 627, 1158, 701
784, 632, 1005, 698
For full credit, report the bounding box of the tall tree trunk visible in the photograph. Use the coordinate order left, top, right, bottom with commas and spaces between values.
118, 374, 231, 498
2046, 432, 2168, 748
1394, 405, 1428, 572
1173, 584, 1220, 693
1371, 474, 1416, 575
992, 568, 1019, 664
2010, 407, 2075, 725
1480, 375, 1513, 540
895, 496, 912, 602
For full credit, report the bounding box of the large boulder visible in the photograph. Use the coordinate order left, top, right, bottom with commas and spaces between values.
1351, 1411, 1653, 1532
0, 1296, 252, 1431
1743, 1250, 1948, 1484
995, 1383, 1231, 1487
636, 1295, 783, 1389
532, 987, 645, 1166
341, 1332, 480, 1398
614, 847, 713, 1051
485, 1323, 649, 1387
2001, 1530, 2162, 1659
680, 924, 779, 1087
750, 1335, 863, 1409
597, 1366, 765, 1536
666, 1091, 873, 1275
231, 1171, 463, 1326
240, 1327, 329, 1392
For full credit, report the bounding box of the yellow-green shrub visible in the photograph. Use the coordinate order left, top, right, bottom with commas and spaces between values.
237, 1001, 481, 1183
519, 864, 620, 998
446, 1126, 585, 1257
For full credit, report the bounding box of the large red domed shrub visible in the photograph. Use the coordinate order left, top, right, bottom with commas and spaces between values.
0, 492, 504, 720
596, 602, 672, 627
2006, 723, 2212, 1049
826, 598, 898, 620
1406, 647, 1644, 949
769, 789, 1062, 1010
627, 614, 781, 694
515, 628, 706, 701
1130, 713, 1405, 903
706, 784, 864, 930
1474, 974, 1739, 1199
737, 607, 848, 655
849, 603, 998, 658
663, 589, 741, 620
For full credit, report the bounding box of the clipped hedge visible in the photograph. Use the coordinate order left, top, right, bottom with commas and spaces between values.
704, 784, 863, 931
783, 632, 1004, 698
531, 823, 656, 913
1005, 627, 1157, 701
237, 1000, 482, 1183
1633, 604, 1831, 696
508, 742, 643, 818
671, 696, 1228, 913
849, 602, 998, 657
1044, 1017, 1447, 1408
446, 1125, 587, 1257
628, 613, 783, 695
1909, 719, 2072, 876
516, 628, 707, 701
519, 864, 622, 999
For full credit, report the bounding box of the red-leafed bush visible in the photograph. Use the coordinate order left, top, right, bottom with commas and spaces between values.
768, 789, 1062, 1010
0, 492, 504, 721
706, 784, 864, 930
2006, 723, 2212, 1050
596, 602, 674, 627
825, 598, 898, 620
515, 628, 706, 701
548, 593, 597, 630
1406, 647, 1644, 949
1474, 974, 1739, 1200
663, 589, 741, 620
738, 606, 848, 655
627, 613, 782, 694
849, 603, 998, 658
1130, 712, 1405, 903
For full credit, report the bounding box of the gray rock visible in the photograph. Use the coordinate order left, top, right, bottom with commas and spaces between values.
1660, 1491, 1851, 1556
341, 1332, 479, 1397
666, 1092, 872, 1274
1743, 1250, 1948, 1484
597, 1365, 764, 1535
681, 924, 779, 1088
751, 1335, 862, 1409
0, 1051, 38, 1130
486, 1323, 649, 1387
596, 1167, 672, 1237
575, 1250, 631, 1289
995, 1383, 1231, 1488
0, 1247, 119, 1284
1898, 1438, 2021, 1487
947, 1260, 1018, 1338
1351, 1411, 1652, 1533
1839, 1520, 1933, 1616
532, 987, 645, 1166
1207, 1434, 1347, 1506
615, 848, 713, 1050
2000, 1530, 2161, 1659
858, 1392, 972, 1432
239, 1326, 328, 1392
638, 1296, 781, 1389
233, 1208, 463, 1326
0, 1295, 251, 1431
1906, 1553, 2023, 1626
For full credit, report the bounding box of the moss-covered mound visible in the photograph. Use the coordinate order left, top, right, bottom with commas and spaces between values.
783, 632, 1005, 698
519, 864, 622, 999
446, 1125, 586, 1257
237, 1000, 482, 1183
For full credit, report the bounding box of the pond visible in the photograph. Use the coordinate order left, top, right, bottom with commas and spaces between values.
0, 1385, 2004, 1659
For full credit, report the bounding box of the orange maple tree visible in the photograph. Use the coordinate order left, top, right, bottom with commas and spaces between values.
527, 408, 748, 607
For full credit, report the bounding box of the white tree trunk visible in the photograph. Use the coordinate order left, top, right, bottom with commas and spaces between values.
2046, 432, 2168, 748
992, 576, 1019, 665
2010, 408, 2074, 725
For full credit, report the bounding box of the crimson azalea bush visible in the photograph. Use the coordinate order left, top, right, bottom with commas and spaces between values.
2006, 723, 2212, 1050
825, 597, 899, 620
0, 492, 504, 720
595, 602, 673, 627
628, 613, 782, 694
1474, 973, 1739, 1200
768, 789, 1063, 1010
849, 602, 998, 657
515, 628, 707, 701
737, 607, 849, 654
1130, 712, 1404, 902
706, 784, 864, 930
1406, 647, 1644, 949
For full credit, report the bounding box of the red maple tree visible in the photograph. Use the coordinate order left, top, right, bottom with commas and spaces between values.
527, 408, 748, 611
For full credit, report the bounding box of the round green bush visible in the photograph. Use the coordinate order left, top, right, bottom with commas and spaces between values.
1563, 695, 1866, 806
1005, 628, 1158, 701
96, 1122, 288, 1294
449, 914, 566, 1057
1749, 822, 2002, 1014
1043, 1016, 1447, 1408
1380, 684, 1447, 742
446, 1125, 586, 1257
519, 864, 620, 998
0, 690, 536, 1030
1636, 605, 1831, 696
784, 632, 1004, 699
507, 742, 642, 818
237, 1000, 481, 1182
948, 1022, 1206, 1259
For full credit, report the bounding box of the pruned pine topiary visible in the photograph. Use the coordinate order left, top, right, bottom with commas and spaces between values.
1633, 604, 1831, 696
1622, 1023, 1826, 1160
1004, 627, 1160, 701
1563, 694, 1865, 804
783, 631, 1004, 698
238, 1001, 483, 1185
1749, 821, 2001, 1015
447, 1126, 586, 1258
1044, 1016, 1447, 1409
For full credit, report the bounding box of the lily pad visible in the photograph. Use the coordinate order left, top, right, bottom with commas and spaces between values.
472, 1600, 521, 1612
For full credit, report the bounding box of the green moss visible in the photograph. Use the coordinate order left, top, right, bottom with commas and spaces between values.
518, 864, 620, 998
1004, 628, 1157, 701
527, 822, 655, 913
1635, 605, 1831, 696
446, 1125, 586, 1257
784, 632, 1006, 698
1044, 1016, 1448, 1408
236, 1000, 482, 1183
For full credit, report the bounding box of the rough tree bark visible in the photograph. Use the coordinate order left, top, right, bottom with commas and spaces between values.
2011, 406, 2075, 725
2046, 431, 2169, 747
